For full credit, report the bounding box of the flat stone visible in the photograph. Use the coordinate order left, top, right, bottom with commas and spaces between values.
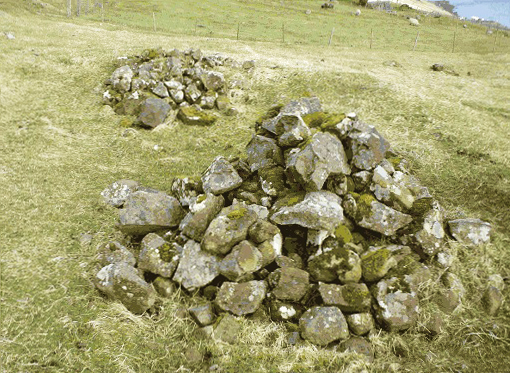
172, 240, 220, 292
118, 191, 185, 235
138, 233, 179, 278
215, 281, 266, 316
346, 313, 375, 336
448, 218, 491, 247
319, 283, 371, 313
299, 306, 349, 346
268, 267, 309, 302
202, 156, 243, 195
178, 106, 217, 126
101, 179, 140, 208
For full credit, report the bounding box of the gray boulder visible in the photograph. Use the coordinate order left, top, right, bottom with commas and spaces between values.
200, 71, 225, 91
213, 314, 242, 344
261, 97, 321, 135
137, 98, 171, 128
245, 135, 284, 172
170, 177, 200, 207
202, 156, 243, 195
270, 191, 344, 232
348, 122, 391, 170
414, 201, 445, 256
361, 245, 410, 282
215, 280, 267, 316
299, 306, 349, 346
268, 267, 309, 302
448, 218, 491, 247
118, 191, 185, 235
308, 243, 361, 284
355, 194, 412, 236
184, 83, 202, 103
180, 193, 225, 241
319, 283, 371, 313
152, 81, 169, 98
189, 303, 216, 326
94, 262, 156, 314
96, 241, 136, 267
112, 65, 133, 92
101, 179, 140, 208
287, 132, 350, 191
219, 240, 264, 281
138, 233, 179, 278
346, 313, 375, 336
275, 114, 312, 147
172, 240, 220, 292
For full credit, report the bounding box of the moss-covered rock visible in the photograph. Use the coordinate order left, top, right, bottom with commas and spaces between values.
177, 106, 217, 126
319, 283, 371, 312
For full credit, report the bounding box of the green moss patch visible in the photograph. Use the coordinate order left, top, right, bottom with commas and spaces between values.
227, 207, 248, 220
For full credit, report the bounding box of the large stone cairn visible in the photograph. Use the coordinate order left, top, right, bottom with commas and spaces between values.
102, 48, 251, 128
95, 97, 496, 348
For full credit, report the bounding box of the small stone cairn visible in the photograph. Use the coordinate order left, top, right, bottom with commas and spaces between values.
102, 48, 253, 128
94, 97, 498, 348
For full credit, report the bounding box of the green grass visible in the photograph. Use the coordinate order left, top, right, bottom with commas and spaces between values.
1, 0, 510, 372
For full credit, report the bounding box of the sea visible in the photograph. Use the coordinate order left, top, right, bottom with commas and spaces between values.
445, 0, 510, 27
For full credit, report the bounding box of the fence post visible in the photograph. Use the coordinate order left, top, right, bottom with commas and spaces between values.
237, 22, 240, 40
370, 28, 373, 49
413, 31, 419, 51
328, 27, 335, 46
153, 12, 156, 32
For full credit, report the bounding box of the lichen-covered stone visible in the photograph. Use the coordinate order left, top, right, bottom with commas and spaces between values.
171, 177, 200, 207
348, 121, 391, 170
308, 241, 361, 284
138, 233, 179, 278
94, 262, 156, 314
257, 236, 283, 267
414, 201, 445, 256
386, 255, 431, 292
96, 241, 136, 267
178, 106, 217, 126
287, 132, 350, 191
111, 65, 133, 92
118, 191, 185, 235
274, 114, 312, 147
269, 300, 304, 322
245, 135, 284, 172
270, 191, 344, 232
370, 165, 415, 210
299, 306, 349, 346
268, 267, 310, 302
202, 204, 258, 255
258, 166, 287, 197
219, 240, 264, 281
172, 240, 220, 292
189, 303, 216, 326
346, 313, 375, 336
101, 179, 140, 208
355, 194, 412, 236
137, 98, 171, 128
152, 81, 169, 98
248, 219, 280, 244
448, 218, 491, 247
319, 283, 371, 312
184, 83, 202, 103
361, 245, 410, 282
200, 71, 225, 91
215, 280, 266, 316
180, 193, 225, 241
202, 156, 243, 195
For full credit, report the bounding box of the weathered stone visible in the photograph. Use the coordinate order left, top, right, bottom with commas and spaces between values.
287, 132, 350, 191
171, 177, 200, 207
361, 245, 410, 282
268, 267, 309, 302
170, 89, 185, 103
138, 233, 179, 278
372, 278, 419, 331
189, 303, 216, 326
414, 201, 445, 256
245, 135, 284, 173
346, 313, 375, 336
275, 255, 301, 269
270, 191, 344, 232
96, 241, 136, 267
219, 240, 264, 281
348, 122, 391, 170
213, 314, 242, 344
248, 220, 280, 243
286, 331, 302, 346
352, 171, 372, 191
448, 218, 491, 247
215, 281, 266, 316
370, 165, 415, 211
178, 106, 217, 126
339, 337, 374, 363
257, 237, 283, 267
111, 65, 133, 92
153, 276, 176, 298
180, 193, 225, 241
164, 80, 184, 91
269, 300, 304, 322
386, 255, 432, 293
183, 83, 202, 103
216, 95, 230, 111
202, 204, 258, 255
136, 98, 172, 128
202, 156, 243, 195
172, 240, 220, 292
94, 262, 156, 314
258, 166, 287, 197
118, 191, 185, 235
101, 179, 140, 208
200, 71, 225, 91
482, 286, 503, 316
355, 194, 412, 236
152, 81, 169, 98
299, 306, 349, 346
275, 114, 312, 147
319, 283, 371, 312
308, 242, 361, 284
261, 97, 322, 135
200, 94, 216, 109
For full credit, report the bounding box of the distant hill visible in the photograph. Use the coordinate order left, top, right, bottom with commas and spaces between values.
367, 0, 453, 16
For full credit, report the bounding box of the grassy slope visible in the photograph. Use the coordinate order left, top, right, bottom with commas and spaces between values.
1, 0, 510, 372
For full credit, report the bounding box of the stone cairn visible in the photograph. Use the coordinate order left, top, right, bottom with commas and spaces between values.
102, 48, 254, 128
94, 97, 499, 349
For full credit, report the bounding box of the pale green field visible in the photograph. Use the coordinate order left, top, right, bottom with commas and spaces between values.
1, 0, 510, 372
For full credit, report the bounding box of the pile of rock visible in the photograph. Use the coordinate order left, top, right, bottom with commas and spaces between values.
102, 48, 253, 128
94, 97, 499, 348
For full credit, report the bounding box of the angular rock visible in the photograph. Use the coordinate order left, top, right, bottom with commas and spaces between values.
152, 81, 169, 98
346, 313, 375, 336
96, 241, 136, 267
245, 135, 284, 172
270, 191, 344, 232
348, 122, 391, 170
319, 283, 371, 313
118, 191, 185, 235
172, 240, 220, 292
178, 106, 217, 126
213, 314, 242, 344
189, 303, 216, 326
111, 65, 133, 92
138, 233, 179, 278
261, 97, 322, 135
184, 83, 202, 103
200, 71, 225, 91
308, 242, 361, 284
482, 286, 503, 316
258, 166, 287, 197
287, 132, 350, 191
170, 89, 184, 103
202, 204, 258, 255
171, 177, 200, 207
370, 165, 414, 210
202, 156, 243, 195
372, 278, 419, 331
137, 98, 171, 128
153, 276, 176, 298
339, 337, 374, 363
275, 114, 312, 147
257, 237, 283, 267
268, 267, 309, 302
361, 245, 410, 282
215, 280, 266, 316
248, 220, 280, 244
219, 240, 264, 281
448, 218, 491, 247
101, 179, 140, 208
180, 193, 225, 241
299, 306, 349, 346
414, 201, 445, 256
355, 194, 412, 236
94, 262, 156, 314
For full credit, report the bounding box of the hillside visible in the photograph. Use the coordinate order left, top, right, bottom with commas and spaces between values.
368, 0, 453, 17
1, 0, 509, 372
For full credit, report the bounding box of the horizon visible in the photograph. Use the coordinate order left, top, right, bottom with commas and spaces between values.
442, 0, 510, 27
